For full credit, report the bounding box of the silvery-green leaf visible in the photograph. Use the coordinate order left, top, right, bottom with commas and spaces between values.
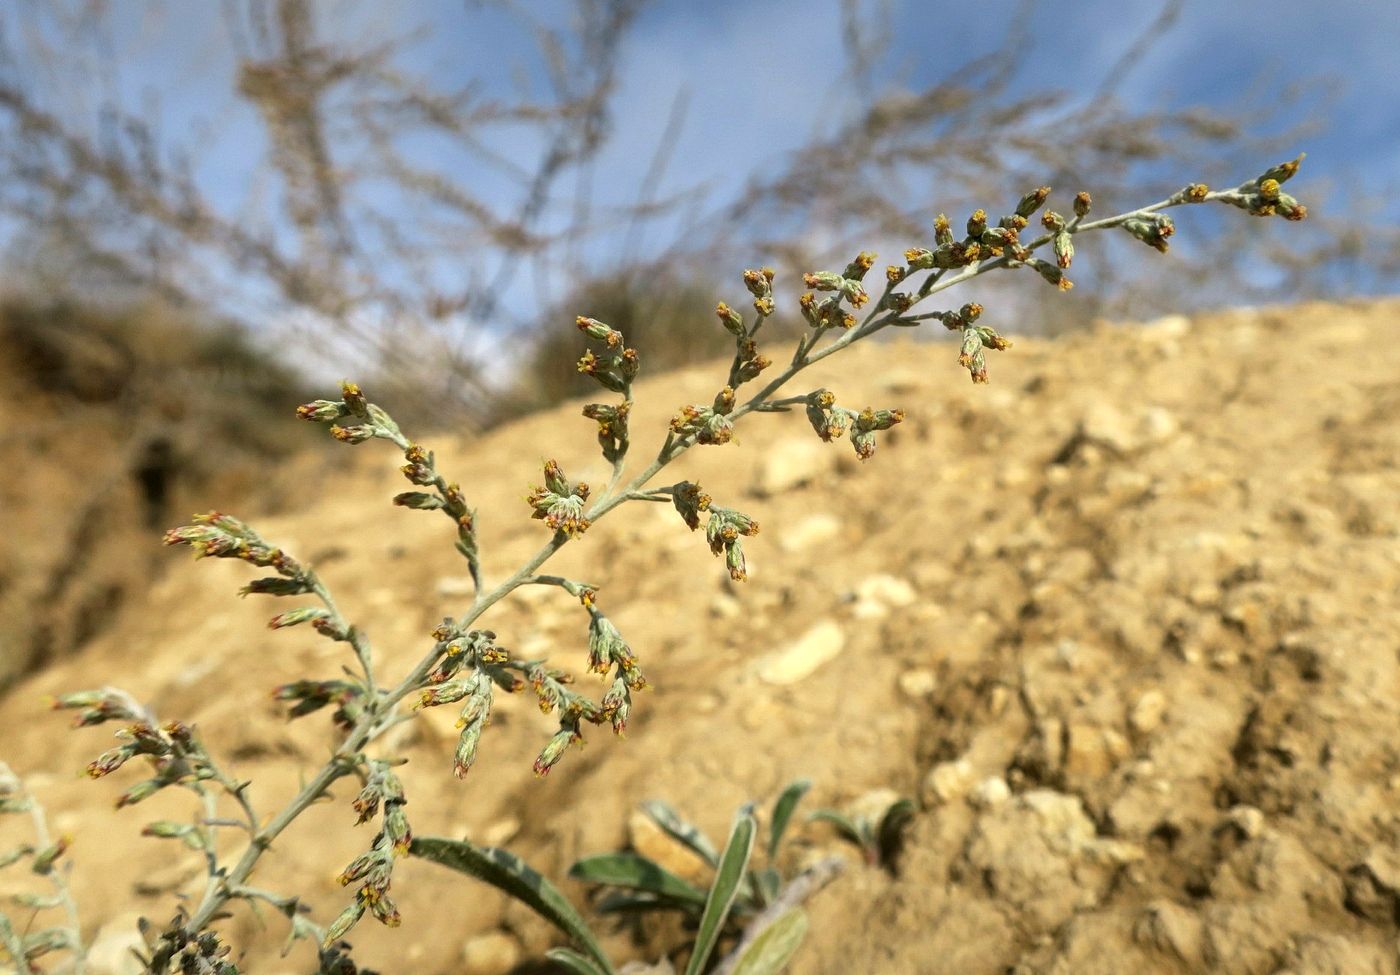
767, 780, 811, 859
685, 806, 756, 975
570, 853, 707, 907
641, 800, 720, 867
411, 837, 614, 975
730, 909, 809, 975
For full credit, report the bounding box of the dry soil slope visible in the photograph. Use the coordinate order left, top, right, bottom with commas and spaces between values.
3, 298, 1400, 975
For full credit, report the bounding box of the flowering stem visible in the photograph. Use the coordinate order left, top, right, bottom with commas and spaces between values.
180, 178, 1283, 942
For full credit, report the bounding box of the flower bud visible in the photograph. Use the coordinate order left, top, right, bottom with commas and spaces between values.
1030, 258, 1074, 290
268, 607, 332, 630
384, 804, 412, 855
671, 481, 711, 531
742, 268, 774, 298
715, 302, 745, 336
842, 251, 877, 281
115, 778, 163, 808
933, 212, 954, 246
1258, 153, 1303, 185
1073, 192, 1092, 218
340, 382, 370, 419
966, 209, 988, 237
904, 248, 935, 271
1053, 231, 1074, 269
1015, 186, 1051, 218
323, 900, 366, 945
1121, 214, 1173, 253
330, 424, 375, 445
576, 316, 623, 348
239, 576, 311, 597
533, 726, 581, 777
602, 677, 631, 734
393, 492, 443, 510
805, 389, 847, 442
725, 540, 748, 581
296, 400, 348, 422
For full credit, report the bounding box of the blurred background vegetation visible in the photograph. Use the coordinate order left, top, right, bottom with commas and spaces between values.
0, 0, 1396, 687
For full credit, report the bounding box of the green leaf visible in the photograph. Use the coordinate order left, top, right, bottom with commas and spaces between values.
570, 853, 708, 907
729, 909, 809, 975
410, 837, 615, 975
641, 799, 721, 867
754, 867, 781, 906
876, 799, 916, 866
685, 805, 757, 975
766, 779, 811, 860
807, 809, 865, 846
547, 947, 611, 975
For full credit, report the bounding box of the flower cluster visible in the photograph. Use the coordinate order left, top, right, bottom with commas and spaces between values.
414, 624, 514, 778
526, 460, 591, 536
576, 316, 638, 470
164, 511, 304, 580
326, 760, 413, 940
671, 386, 738, 446
581, 400, 630, 464
576, 317, 640, 394
585, 605, 647, 734
48, 695, 210, 811
1214, 155, 1308, 220
300, 382, 482, 588
142, 913, 240, 975
705, 506, 761, 582
804, 389, 904, 456
797, 254, 874, 329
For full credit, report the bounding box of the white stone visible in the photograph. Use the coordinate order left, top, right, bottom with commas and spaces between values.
898, 669, 938, 700
924, 758, 974, 804
1080, 403, 1179, 453
1226, 805, 1265, 839
756, 621, 845, 685
1130, 689, 1168, 735
970, 776, 1011, 809
856, 574, 918, 608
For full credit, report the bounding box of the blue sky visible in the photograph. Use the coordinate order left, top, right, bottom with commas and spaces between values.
5, 0, 1398, 345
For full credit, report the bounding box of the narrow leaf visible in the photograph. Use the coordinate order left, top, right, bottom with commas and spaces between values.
766, 780, 811, 860
569, 853, 708, 907
755, 867, 781, 906
547, 947, 611, 975
410, 837, 615, 975
806, 810, 863, 845
641, 800, 720, 866
685, 806, 757, 975
876, 799, 916, 866
730, 909, 809, 975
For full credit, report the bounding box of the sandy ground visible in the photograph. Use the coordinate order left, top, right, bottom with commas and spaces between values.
3, 297, 1400, 974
